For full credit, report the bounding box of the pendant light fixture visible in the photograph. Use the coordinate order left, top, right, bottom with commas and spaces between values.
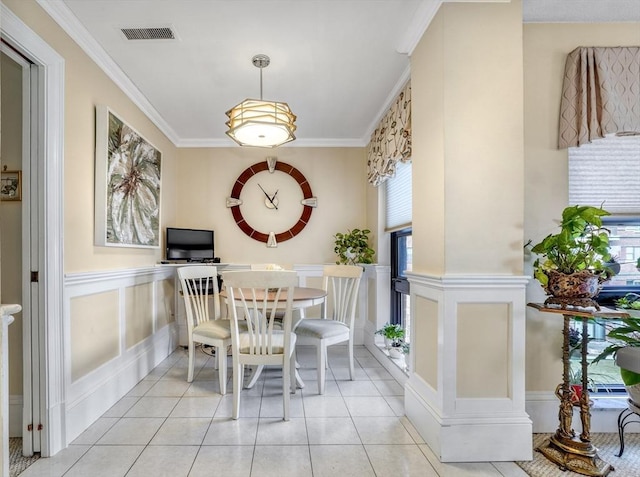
225, 54, 297, 148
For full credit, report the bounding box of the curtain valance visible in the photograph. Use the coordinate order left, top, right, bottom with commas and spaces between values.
366, 82, 411, 186
559, 47, 640, 148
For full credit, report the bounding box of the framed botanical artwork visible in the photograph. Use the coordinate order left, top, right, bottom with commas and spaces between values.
95, 105, 162, 248
1, 170, 22, 201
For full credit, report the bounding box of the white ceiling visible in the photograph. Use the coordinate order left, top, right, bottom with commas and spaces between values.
40, 0, 640, 148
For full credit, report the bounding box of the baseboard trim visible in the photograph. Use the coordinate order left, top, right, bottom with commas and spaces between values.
406, 381, 533, 462
65, 327, 176, 444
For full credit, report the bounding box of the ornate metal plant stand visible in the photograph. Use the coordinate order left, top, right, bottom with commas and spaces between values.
528, 304, 629, 477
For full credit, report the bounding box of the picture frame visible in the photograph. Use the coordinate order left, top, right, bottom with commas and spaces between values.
94, 105, 162, 248
1, 170, 22, 201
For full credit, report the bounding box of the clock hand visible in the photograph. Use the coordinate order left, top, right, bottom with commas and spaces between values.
258, 183, 278, 210
270, 190, 279, 202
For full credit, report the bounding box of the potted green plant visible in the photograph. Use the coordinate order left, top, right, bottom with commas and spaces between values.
376, 322, 405, 358
530, 205, 613, 308
593, 293, 640, 404
334, 228, 375, 266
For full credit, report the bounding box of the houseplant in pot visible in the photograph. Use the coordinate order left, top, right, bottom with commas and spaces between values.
334, 228, 375, 265
375, 322, 405, 358
530, 204, 613, 309
593, 293, 640, 404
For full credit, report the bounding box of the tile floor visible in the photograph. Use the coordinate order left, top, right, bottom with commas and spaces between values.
18, 345, 530, 476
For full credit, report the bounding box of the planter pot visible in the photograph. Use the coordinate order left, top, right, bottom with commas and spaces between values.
388, 346, 403, 359
626, 383, 640, 406
615, 347, 640, 405
545, 270, 603, 298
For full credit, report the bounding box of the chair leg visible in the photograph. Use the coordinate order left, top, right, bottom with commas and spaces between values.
290, 354, 297, 395
187, 342, 195, 383
218, 345, 227, 395
283, 358, 290, 421
348, 341, 355, 381
317, 343, 326, 395
232, 358, 241, 420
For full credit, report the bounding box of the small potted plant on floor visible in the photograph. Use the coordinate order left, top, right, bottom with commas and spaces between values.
376, 322, 405, 358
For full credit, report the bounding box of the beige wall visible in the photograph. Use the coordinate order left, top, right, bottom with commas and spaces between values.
3, 0, 179, 274
1, 52, 24, 394
412, 1, 525, 276
174, 147, 367, 265
524, 23, 640, 391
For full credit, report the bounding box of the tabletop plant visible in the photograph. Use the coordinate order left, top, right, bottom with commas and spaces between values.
334, 228, 375, 265
530, 204, 613, 306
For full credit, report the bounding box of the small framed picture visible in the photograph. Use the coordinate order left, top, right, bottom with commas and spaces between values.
1, 170, 22, 201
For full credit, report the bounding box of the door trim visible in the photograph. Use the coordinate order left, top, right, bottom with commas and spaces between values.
1, 4, 65, 457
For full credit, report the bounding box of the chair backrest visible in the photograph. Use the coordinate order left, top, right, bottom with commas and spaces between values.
177, 266, 221, 335
222, 270, 297, 357
322, 265, 363, 329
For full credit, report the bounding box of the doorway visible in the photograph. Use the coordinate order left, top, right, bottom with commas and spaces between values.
1, 3, 65, 457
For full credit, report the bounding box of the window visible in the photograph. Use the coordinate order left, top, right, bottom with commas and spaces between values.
385, 161, 412, 368
569, 135, 640, 392
385, 160, 411, 231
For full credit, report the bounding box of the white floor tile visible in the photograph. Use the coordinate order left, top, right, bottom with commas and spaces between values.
20, 346, 531, 477
101, 396, 139, 417
306, 417, 361, 445
255, 417, 308, 445
352, 416, 416, 444
170, 395, 222, 417
70, 417, 119, 445
17, 445, 90, 477
124, 396, 180, 417
251, 445, 312, 477
97, 417, 165, 445
63, 445, 144, 477
343, 396, 396, 417
190, 446, 254, 477
365, 444, 439, 477
337, 380, 382, 396
145, 379, 191, 397
302, 395, 350, 417
216, 394, 262, 418
372, 379, 404, 396
150, 417, 211, 445
125, 445, 199, 477
309, 444, 375, 476
203, 417, 259, 445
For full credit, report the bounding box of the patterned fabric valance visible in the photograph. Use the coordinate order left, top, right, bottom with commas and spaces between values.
559, 47, 640, 148
366, 82, 411, 186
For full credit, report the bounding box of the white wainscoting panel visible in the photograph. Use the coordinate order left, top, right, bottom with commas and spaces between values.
405, 272, 533, 462
64, 266, 176, 444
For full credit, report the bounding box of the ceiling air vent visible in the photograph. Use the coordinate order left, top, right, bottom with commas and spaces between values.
121, 27, 175, 40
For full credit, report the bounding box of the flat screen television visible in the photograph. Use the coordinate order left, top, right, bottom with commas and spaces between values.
166, 227, 214, 262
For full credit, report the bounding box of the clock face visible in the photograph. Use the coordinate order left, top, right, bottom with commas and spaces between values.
227, 160, 316, 246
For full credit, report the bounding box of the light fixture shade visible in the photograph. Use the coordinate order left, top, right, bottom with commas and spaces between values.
225, 98, 297, 148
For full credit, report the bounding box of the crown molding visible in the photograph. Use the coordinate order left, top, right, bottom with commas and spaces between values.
36, 0, 182, 146
396, 0, 442, 55
363, 65, 411, 144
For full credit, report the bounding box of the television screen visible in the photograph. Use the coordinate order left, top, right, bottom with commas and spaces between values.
166, 227, 214, 261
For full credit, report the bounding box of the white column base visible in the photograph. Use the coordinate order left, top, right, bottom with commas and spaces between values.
406, 380, 533, 462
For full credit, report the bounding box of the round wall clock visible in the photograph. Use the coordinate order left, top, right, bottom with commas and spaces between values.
226, 157, 317, 247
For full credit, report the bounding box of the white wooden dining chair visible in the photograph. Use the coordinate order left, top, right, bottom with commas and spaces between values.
222, 270, 298, 420
177, 266, 230, 394
295, 264, 363, 394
